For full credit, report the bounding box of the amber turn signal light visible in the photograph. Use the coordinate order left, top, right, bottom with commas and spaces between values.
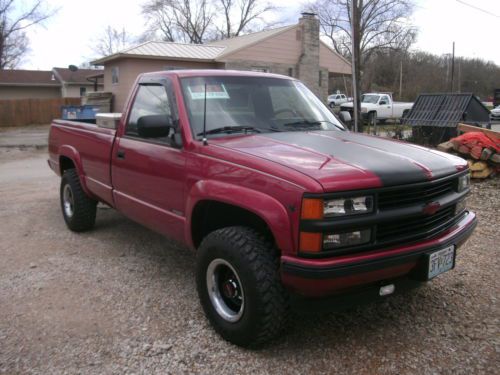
301, 198, 323, 220
299, 232, 322, 253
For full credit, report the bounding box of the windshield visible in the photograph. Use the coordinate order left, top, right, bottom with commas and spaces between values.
180, 76, 345, 139
361, 94, 380, 104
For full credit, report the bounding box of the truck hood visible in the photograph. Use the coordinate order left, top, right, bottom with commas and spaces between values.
210, 131, 466, 192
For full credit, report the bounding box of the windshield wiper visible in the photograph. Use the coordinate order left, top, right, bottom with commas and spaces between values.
284, 120, 344, 131
197, 126, 261, 136
283, 120, 321, 127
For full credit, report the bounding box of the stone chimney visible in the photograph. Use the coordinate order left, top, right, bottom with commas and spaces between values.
296, 12, 322, 98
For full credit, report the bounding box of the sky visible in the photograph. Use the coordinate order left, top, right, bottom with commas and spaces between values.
19, 0, 500, 71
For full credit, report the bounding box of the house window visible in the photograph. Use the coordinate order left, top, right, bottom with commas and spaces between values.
288, 67, 293, 77
251, 67, 269, 73
318, 70, 322, 87
80, 87, 87, 97
111, 66, 119, 84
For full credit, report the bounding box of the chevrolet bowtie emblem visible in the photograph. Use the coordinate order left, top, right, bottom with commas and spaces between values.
423, 202, 441, 215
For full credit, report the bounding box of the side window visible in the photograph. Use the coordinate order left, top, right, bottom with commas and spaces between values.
111, 67, 119, 84
126, 85, 172, 140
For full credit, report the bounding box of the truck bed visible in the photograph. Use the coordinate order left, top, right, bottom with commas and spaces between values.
48, 119, 117, 205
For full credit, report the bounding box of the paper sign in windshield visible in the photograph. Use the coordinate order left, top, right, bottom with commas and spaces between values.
188, 83, 230, 100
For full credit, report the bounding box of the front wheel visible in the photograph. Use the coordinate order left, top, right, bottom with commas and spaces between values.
368, 111, 377, 125
196, 227, 289, 347
60, 169, 97, 232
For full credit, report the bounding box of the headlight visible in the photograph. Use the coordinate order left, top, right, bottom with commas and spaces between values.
457, 174, 470, 192
323, 229, 371, 250
361, 107, 368, 113
324, 196, 374, 217
301, 196, 374, 220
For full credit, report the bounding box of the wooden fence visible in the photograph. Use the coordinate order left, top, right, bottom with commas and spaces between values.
0, 98, 81, 127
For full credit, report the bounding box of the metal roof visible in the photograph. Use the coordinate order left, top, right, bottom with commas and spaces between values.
405, 93, 490, 127
91, 25, 296, 65
92, 41, 226, 65
209, 25, 296, 60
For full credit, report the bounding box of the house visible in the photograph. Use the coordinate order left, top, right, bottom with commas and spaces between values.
0, 68, 104, 100
0, 70, 60, 99
91, 13, 351, 112
52, 67, 104, 98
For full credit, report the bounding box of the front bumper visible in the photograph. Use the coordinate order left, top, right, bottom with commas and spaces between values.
281, 211, 477, 297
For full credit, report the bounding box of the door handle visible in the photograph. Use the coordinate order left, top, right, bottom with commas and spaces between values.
116, 150, 126, 159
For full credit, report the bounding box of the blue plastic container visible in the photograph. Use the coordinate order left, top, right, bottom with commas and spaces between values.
61, 105, 101, 120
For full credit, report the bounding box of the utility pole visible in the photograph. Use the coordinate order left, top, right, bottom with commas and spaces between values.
458, 59, 461, 93
450, 41, 455, 92
399, 59, 403, 100
350, 0, 361, 132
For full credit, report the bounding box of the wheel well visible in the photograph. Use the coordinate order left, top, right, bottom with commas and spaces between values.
59, 156, 75, 174
191, 200, 274, 249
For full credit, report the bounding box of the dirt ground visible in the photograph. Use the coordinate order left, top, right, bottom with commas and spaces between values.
0, 147, 498, 375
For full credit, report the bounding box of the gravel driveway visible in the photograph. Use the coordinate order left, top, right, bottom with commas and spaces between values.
0, 148, 498, 375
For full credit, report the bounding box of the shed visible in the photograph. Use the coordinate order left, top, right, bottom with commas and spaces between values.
405, 93, 491, 127
405, 93, 491, 146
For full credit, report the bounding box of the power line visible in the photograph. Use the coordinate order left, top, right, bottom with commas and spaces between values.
456, 0, 499, 18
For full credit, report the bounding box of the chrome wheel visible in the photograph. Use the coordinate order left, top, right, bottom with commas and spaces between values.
63, 184, 74, 218
206, 259, 244, 323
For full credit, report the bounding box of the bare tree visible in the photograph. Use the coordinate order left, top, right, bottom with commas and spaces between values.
310, 0, 416, 131
216, 0, 275, 39
93, 26, 134, 56
142, 0, 215, 44
311, 0, 416, 64
0, 0, 54, 69
142, 0, 276, 43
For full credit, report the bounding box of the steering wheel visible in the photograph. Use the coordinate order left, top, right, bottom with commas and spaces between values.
274, 108, 298, 117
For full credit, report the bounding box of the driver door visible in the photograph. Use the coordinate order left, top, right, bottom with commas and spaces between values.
378, 95, 392, 119
111, 80, 186, 242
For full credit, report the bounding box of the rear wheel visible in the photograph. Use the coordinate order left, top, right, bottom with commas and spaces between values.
60, 169, 97, 232
401, 109, 410, 124
196, 226, 289, 347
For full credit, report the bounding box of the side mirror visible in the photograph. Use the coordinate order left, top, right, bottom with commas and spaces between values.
379, 100, 387, 105
339, 111, 351, 123
137, 114, 173, 138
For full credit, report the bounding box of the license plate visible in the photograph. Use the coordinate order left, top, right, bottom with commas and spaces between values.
427, 245, 455, 279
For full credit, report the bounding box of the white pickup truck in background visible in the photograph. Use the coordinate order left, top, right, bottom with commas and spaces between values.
327, 93, 351, 108
340, 93, 413, 123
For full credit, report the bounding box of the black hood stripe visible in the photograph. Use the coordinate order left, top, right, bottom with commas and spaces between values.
261, 131, 457, 186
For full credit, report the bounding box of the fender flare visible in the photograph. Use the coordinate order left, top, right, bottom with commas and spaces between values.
185, 180, 292, 252
58, 145, 93, 197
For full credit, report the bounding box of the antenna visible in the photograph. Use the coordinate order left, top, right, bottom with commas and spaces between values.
202, 82, 208, 145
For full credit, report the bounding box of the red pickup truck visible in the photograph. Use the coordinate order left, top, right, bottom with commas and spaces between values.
48, 70, 476, 347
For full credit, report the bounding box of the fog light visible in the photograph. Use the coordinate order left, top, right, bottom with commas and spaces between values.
323, 229, 371, 249
379, 284, 395, 296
